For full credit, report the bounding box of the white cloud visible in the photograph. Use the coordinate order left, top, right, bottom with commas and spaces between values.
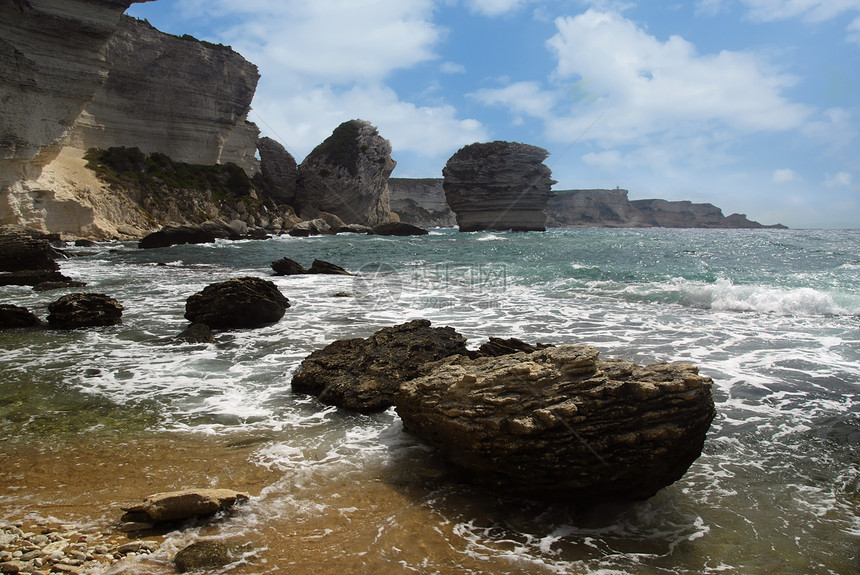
773, 168, 798, 182
441, 61, 467, 74
547, 10, 811, 140
848, 16, 860, 44
466, 0, 532, 16
824, 171, 853, 187
470, 81, 559, 119
738, 0, 860, 23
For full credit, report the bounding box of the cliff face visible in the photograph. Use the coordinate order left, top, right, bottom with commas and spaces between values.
69, 16, 260, 172
389, 178, 456, 228
0, 3, 262, 238
296, 119, 395, 227
443, 141, 555, 232
548, 189, 781, 229
0, 0, 149, 186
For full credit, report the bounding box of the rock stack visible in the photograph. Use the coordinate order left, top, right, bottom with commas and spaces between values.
296, 119, 396, 227
443, 141, 556, 232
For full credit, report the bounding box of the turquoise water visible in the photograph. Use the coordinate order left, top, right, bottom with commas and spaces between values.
1, 228, 858, 573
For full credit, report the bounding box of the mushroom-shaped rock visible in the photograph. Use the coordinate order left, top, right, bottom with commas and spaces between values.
46, 293, 123, 329
184, 277, 290, 329
291, 319, 469, 413
443, 141, 556, 232
395, 345, 716, 501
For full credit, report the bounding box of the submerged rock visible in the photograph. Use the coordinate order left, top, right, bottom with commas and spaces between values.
0, 305, 41, 329
176, 322, 215, 344
173, 541, 232, 573
184, 277, 290, 329
291, 319, 469, 413
395, 345, 715, 501
46, 293, 123, 329
443, 141, 555, 232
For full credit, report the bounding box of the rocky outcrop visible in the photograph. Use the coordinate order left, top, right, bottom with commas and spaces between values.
46, 293, 124, 329
395, 345, 715, 501
0, 227, 60, 272
291, 320, 470, 413
443, 141, 555, 232
547, 189, 785, 229
0, 305, 42, 329
184, 277, 290, 329
389, 178, 456, 228
120, 489, 249, 526
370, 222, 429, 236
296, 120, 395, 227
256, 137, 298, 205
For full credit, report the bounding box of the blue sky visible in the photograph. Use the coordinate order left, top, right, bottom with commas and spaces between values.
126, 0, 860, 228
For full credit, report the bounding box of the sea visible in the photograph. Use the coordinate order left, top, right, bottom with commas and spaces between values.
1, 227, 858, 574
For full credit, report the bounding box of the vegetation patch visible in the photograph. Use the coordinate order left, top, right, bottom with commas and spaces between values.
309, 119, 364, 176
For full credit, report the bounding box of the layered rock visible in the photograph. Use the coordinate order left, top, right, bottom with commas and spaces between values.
296, 120, 395, 227
120, 489, 249, 525
1, 5, 263, 238
443, 141, 555, 232
291, 320, 469, 413
389, 178, 456, 228
184, 277, 290, 329
69, 16, 260, 171
395, 345, 715, 501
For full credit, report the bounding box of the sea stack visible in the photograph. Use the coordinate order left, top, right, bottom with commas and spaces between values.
296, 119, 396, 227
443, 141, 555, 232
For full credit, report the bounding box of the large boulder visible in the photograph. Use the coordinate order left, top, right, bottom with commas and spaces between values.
184, 277, 290, 329
0, 305, 41, 329
257, 136, 298, 205
443, 141, 556, 232
138, 225, 217, 249
296, 119, 395, 227
46, 293, 123, 329
287, 218, 334, 237
291, 319, 469, 413
395, 345, 715, 501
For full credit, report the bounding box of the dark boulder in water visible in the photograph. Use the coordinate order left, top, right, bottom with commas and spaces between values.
173, 541, 232, 573
0, 304, 42, 329
0, 269, 73, 287
46, 293, 123, 329
184, 277, 290, 329
291, 319, 469, 413
176, 322, 215, 344
307, 259, 353, 275
0, 228, 61, 272
370, 222, 429, 236
138, 225, 217, 249
395, 345, 716, 501
272, 257, 353, 276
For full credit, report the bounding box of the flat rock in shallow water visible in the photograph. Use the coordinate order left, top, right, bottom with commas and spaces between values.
291, 319, 469, 413
121, 489, 250, 524
395, 344, 716, 501
184, 277, 290, 329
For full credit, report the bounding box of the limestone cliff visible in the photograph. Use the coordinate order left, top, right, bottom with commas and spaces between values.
69, 16, 260, 172
443, 141, 555, 232
389, 178, 456, 228
296, 120, 395, 227
0, 3, 262, 239
548, 189, 783, 229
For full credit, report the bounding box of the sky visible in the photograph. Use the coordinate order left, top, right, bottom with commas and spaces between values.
126, 0, 860, 228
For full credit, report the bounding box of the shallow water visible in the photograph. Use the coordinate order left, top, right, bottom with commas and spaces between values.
1, 228, 858, 573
